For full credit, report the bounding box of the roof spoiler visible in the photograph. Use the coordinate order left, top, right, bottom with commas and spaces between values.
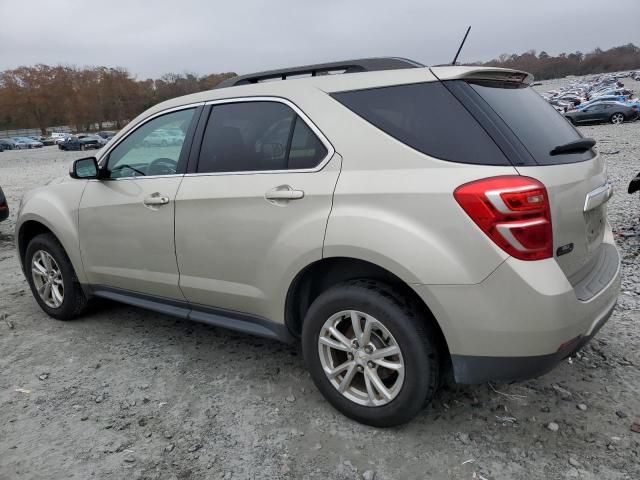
430, 66, 534, 86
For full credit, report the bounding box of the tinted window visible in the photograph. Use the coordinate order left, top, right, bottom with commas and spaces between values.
331, 82, 509, 165
197, 102, 328, 173
288, 116, 328, 169
107, 108, 194, 178
469, 83, 593, 165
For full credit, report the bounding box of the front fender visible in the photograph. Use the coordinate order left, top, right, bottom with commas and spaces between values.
16, 179, 88, 284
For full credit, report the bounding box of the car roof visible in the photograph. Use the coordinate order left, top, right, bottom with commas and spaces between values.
140, 64, 531, 116
99, 60, 530, 160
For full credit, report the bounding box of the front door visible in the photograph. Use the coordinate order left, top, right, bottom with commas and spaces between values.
79, 107, 198, 299
175, 99, 340, 322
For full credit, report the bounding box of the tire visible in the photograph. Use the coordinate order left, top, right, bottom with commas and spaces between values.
610, 113, 625, 124
302, 280, 440, 427
24, 233, 88, 320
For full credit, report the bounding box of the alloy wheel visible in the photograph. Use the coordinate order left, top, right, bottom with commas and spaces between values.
611, 113, 624, 124
318, 310, 405, 406
31, 250, 64, 308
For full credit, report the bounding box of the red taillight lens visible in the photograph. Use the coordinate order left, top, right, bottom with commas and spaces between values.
454, 176, 553, 261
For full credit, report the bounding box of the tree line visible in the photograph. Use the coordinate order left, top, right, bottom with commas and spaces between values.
1, 43, 638, 134
474, 43, 640, 81
0, 66, 235, 135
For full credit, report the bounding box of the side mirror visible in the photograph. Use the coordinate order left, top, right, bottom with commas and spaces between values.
70, 157, 100, 179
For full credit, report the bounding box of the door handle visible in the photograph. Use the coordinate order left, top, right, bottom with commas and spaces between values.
265, 186, 305, 201
144, 193, 170, 206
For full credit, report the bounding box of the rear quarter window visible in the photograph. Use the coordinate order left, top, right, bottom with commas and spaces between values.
331, 82, 510, 166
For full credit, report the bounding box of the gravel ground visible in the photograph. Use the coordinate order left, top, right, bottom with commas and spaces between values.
1, 91, 639, 479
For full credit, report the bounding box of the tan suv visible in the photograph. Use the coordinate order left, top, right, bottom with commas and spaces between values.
16, 58, 621, 426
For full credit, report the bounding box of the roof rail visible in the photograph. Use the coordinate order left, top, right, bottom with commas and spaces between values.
215, 57, 424, 89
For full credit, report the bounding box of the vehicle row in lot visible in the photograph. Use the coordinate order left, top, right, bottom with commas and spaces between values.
0, 131, 118, 152
540, 71, 640, 124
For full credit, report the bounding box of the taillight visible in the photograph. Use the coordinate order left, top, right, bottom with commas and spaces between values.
454, 176, 552, 261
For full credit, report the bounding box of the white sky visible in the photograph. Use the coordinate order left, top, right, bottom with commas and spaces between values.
1, 0, 638, 78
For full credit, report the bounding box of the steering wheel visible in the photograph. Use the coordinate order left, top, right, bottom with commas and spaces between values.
147, 158, 178, 176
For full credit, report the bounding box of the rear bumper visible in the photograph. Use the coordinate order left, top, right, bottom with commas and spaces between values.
413, 235, 621, 384
450, 300, 615, 383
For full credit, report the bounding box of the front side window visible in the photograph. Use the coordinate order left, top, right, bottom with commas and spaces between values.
197, 101, 328, 173
106, 108, 195, 178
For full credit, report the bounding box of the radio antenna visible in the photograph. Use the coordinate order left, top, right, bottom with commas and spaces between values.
452, 26, 471, 65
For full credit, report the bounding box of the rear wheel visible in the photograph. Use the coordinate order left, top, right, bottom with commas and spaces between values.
25, 233, 88, 320
302, 280, 440, 427
610, 113, 625, 124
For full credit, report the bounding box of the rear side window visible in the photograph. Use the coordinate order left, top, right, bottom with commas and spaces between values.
288, 116, 328, 169
468, 83, 594, 165
331, 82, 509, 165
197, 101, 328, 173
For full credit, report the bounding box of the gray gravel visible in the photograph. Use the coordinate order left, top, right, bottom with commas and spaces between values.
1, 96, 639, 479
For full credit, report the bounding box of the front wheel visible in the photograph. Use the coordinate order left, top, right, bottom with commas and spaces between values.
302, 280, 440, 427
25, 233, 88, 320
610, 113, 625, 124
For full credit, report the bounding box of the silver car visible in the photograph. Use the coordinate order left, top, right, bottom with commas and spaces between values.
15, 58, 621, 426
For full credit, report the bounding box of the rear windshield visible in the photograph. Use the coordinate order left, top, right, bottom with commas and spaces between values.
331, 82, 510, 166
468, 82, 594, 165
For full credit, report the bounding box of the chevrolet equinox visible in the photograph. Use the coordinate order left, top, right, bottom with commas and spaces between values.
16, 58, 621, 426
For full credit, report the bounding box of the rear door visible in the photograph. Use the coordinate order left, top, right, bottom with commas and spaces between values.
174, 98, 340, 321
453, 79, 610, 278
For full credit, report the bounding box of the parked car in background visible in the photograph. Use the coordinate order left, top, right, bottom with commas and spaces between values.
96, 131, 116, 139
141, 131, 174, 147
77, 134, 108, 147
0, 138, 18, 150
39, 137, 58, 146
48, 132, 72, 145
575, 95, 627, 110
0, 186, 8, 222
13, 137, 44, 149
16, 58, 621, 426
564, 102, 638, 125
158, 128, 185, 145
58, 135, 102, 151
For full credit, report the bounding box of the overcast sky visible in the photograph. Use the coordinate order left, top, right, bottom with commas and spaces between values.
1, 0, 638, 79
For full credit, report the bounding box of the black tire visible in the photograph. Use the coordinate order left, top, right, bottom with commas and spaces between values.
24, 233, 88, 320
302, 280, 440, 427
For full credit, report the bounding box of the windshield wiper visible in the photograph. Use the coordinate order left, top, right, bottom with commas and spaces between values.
550, 138, 596, 156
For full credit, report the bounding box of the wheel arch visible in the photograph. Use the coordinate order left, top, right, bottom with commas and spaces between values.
285, 256, 451, 361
